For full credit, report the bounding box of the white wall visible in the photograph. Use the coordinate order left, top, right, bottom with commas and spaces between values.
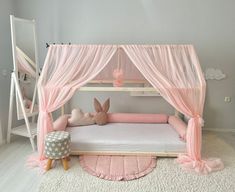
1, 0, 234, 139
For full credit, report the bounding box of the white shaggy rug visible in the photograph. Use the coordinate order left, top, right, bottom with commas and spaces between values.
39, 133, 235, 192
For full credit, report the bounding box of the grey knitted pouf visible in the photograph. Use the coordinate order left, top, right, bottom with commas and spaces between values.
45, 131, 71, 171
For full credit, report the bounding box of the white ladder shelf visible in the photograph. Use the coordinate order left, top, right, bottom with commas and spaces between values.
7, 15, 39, 151
11, 123, 37, 138
7, 73, 38, 151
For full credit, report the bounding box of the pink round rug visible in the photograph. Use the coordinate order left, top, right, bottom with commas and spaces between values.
79, 155, 156, 181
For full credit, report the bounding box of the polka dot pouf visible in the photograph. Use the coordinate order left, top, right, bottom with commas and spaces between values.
45, 131, 71, 171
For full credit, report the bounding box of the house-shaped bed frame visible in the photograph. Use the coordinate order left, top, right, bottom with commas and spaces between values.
34, 44, 223, 174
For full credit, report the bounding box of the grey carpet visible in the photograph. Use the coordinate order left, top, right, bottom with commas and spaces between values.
39, 133, 235, 192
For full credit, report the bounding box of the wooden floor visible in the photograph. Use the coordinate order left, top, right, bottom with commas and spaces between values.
215, 131, 235, 150
0, 136, 41, 192
0, 131, 234, 192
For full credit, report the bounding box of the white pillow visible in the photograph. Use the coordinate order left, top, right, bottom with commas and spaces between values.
68, 108, 95, 126
53, 115, 69, 131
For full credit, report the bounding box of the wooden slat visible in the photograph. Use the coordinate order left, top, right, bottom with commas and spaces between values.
70, 150, 186, 157
89, 80, 147, 84
61, 105, 65, 115
79, 86, 158, 92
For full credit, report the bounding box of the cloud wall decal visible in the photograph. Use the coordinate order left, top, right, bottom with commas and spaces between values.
205, 68, 226, 80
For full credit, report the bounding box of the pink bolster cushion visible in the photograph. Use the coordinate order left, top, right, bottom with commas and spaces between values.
168, 116, 187, 141
53, 115, 69, 131
107, 113, 168, 123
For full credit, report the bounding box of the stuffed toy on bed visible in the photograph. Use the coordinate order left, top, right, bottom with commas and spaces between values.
67, 98, 110, 127
94, 98, 110, 125
67, 108, 95, 126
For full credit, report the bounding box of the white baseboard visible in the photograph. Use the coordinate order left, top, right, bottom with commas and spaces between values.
203, 128, 235, 133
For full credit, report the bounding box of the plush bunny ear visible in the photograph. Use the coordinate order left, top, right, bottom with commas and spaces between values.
102, 98, 110, 113
94, 98, 103, 112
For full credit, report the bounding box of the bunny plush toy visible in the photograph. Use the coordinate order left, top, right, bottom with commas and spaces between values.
94, 98, 110, 125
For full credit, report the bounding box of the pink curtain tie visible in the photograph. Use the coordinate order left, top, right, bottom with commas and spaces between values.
190, 115, 204, 127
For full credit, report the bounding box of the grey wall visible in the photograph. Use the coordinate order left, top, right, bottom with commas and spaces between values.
14, 0, 59, 68
0, 0, 15, 142
0, 0, 57, 142
57, 0, 235, 130
0, 0, 234, 142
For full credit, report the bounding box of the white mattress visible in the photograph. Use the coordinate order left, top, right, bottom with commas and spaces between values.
67, 123, 186, 153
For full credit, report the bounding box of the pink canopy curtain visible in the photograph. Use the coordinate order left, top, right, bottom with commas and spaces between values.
122, 45, 224, 174
30, 45, 117, 167
94, 48, 145, 82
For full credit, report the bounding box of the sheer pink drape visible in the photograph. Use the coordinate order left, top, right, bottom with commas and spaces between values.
123, 45, 223, 174
94, 48, 145, 81
35, 45, 117, 163
32, 44, 223, 174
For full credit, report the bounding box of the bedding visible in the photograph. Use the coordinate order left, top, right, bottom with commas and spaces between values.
68, 108, 95, 126
168, 116, 187, 141
67, 123, 186, 154
53, 115, 69, 131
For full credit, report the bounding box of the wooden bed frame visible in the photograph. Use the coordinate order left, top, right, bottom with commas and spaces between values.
63, 80, 185, 157
70, 150, 186, 157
